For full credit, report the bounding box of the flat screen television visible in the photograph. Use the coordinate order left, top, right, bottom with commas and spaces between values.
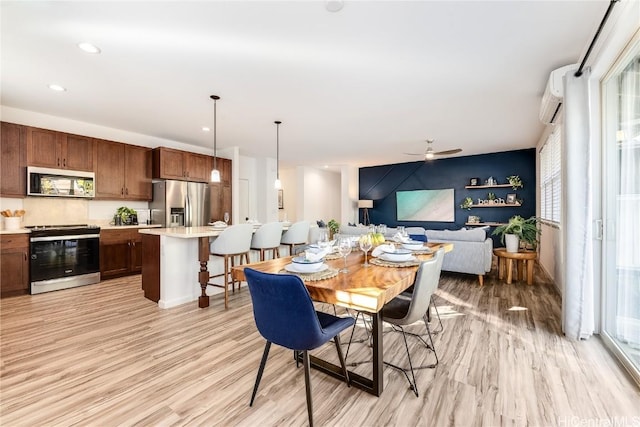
396, 189, 455, 222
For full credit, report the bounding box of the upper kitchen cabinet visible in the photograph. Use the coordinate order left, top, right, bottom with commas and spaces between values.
27, 127, 94, 171
1, 122, 27, 198
152, 147, 211, 183
93, 139, 152, 200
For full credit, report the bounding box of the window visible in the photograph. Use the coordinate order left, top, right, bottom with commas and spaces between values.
539, 128, 561, 223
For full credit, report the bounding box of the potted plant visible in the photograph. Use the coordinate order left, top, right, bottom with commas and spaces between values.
460, 197, 473, 210
115, 206, 137, 225
506, 175, 523, 190
327, 219, 340, 239
492, 215, 540, 253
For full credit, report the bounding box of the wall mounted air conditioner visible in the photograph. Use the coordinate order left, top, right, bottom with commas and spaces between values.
539, 64, 578, 124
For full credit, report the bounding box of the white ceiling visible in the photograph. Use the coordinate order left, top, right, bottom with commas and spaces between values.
1, 1, 607, 169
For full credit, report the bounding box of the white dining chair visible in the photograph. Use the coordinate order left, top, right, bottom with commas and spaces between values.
209, 223, 254, 309
279, 221, 310, 256
250, 222, 283, 261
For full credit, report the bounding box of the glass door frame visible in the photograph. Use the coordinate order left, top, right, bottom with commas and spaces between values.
600, 32, 640, 386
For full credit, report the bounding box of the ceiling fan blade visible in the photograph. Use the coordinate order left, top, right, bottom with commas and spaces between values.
403, 152, 425, 156
434, 148, 463, 156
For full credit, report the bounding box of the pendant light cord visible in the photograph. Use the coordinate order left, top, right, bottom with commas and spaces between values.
275, 120, 281, 180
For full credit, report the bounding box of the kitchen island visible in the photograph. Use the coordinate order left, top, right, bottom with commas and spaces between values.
139, 224, 289, 309
138, 226, 227, 309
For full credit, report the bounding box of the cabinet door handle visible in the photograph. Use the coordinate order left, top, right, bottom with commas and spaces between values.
132, 241, 135, 247
57, 158, 61, 167
121, 188, 124, 195
63, 158, 66, 167
24, 253, 27, 261
128, 241, 131, 247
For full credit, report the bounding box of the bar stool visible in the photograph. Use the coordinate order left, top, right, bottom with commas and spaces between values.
280, 221, 310, 257
209, 223, 254, 309
250, 222, 283, 261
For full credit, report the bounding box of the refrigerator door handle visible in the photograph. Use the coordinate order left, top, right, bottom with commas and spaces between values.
185, 189, 191, 227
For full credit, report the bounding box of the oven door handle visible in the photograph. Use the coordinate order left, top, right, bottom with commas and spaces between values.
30, 234, 100, 242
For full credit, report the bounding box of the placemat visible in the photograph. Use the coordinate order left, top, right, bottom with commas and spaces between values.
370, 257, 420, 268
324, 253, 342, 260
278, 267, 339, 281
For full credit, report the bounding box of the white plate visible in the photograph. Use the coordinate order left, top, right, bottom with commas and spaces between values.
284, 263, 329, 274
208, 222, 227, 228
404, 244, 431, 252
379, 254, 417, 263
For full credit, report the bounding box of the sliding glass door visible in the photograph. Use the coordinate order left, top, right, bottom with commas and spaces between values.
601, 38, 640, 382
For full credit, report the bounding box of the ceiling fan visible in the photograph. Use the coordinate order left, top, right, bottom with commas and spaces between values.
404, 139, 462, 160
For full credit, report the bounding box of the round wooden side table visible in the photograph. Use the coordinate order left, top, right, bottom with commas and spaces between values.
493, 248, 537, 285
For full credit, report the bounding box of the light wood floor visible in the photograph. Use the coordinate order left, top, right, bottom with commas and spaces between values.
1, 270, 638, 426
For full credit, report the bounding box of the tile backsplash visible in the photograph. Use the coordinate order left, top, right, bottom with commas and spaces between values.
23, 198, 89, 226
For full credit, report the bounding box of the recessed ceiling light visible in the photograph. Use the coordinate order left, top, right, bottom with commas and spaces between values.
202, 127, 210, 132
78, 42, 101, 54
324, 165, 329, 169
326, 0, 344, 12
48, 84, 66, 92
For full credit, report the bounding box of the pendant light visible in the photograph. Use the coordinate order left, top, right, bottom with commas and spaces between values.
210, 95, 221, 183
274, 120, 282, 189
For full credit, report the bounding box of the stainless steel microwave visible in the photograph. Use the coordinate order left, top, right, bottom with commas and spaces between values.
27, 166, 95, 198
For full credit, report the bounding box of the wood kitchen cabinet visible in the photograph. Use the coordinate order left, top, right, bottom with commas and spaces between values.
27, 127, 94, 171
100, 228, 143, 280
1, 122, 27, 198
0, 233, 29, 297
152, 147, 211, 183
209, 158, 232, 222
93, 139, 152, 200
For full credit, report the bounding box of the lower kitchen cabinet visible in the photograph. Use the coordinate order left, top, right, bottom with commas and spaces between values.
100, 228, 143, 280
0, 234, 29, 297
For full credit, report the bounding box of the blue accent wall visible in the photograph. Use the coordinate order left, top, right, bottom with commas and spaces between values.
359, 148, 536, 244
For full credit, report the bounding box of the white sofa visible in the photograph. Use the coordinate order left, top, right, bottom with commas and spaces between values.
425, 228, 493, 286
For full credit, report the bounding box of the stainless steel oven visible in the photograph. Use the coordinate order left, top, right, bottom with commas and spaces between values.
29, 225, 101, 294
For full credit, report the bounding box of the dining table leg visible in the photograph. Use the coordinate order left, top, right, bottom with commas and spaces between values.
371, 312, 383, 396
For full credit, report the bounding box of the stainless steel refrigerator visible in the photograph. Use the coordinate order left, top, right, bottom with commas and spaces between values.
150, 180, 210, 227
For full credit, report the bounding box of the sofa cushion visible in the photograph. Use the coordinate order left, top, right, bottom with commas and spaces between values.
426, 228, 487, 242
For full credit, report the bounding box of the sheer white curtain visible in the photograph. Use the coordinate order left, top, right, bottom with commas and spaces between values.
562, 68, 594, 340
615, 56, 640, 346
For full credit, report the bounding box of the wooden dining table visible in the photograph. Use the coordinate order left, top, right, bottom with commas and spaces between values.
231, 241, 453, 397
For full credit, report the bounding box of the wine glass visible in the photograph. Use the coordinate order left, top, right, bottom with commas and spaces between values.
223, 212, 229, 224
359, 234, 373, 267
337, 236, 352, 273
317, 229, 329, 250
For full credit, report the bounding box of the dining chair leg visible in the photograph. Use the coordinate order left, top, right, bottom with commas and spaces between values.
259, 249, 265, 261
333, 334, 350, 387
302, 350, 314, 427
430, 295, 444, 334
250, 341, 271, 406
230, 255, 236, 292
399, 328, 419, 397
423, 316, 439, 367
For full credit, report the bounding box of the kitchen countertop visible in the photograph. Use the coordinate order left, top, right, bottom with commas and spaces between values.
0, 224, 162, 235
138, 226, 226, 238
100, 224, 162, 230
0, 228, 30, 235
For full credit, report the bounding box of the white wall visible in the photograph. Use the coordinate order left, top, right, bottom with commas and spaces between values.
302, 167, 341, 223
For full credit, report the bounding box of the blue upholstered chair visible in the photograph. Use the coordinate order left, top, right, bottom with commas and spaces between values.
244, 268, 354, 427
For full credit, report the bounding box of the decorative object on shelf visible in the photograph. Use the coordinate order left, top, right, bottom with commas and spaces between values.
469, 177, 479, 186
327, 219, 340, 239
485, 176, 497, 185
506, 193, 517, 204
506, 175, 523, 190
487, 192, 496, 201
358, 199, 373, 225
210, 95, 221, 183
492, 215, 540, 253
468, 215, 480, 224
460, 197, 473, 210
274, 120, 282, 189
278, 189, 284, 209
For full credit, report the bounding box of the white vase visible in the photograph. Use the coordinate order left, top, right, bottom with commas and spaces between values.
505, 234, 520, 253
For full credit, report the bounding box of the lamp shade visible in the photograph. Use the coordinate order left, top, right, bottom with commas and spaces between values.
358, 199, 373, 209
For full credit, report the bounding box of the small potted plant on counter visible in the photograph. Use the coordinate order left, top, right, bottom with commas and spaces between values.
492, 215, 540, 253
327, 219, 340, 239
114, 206, 137, 225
